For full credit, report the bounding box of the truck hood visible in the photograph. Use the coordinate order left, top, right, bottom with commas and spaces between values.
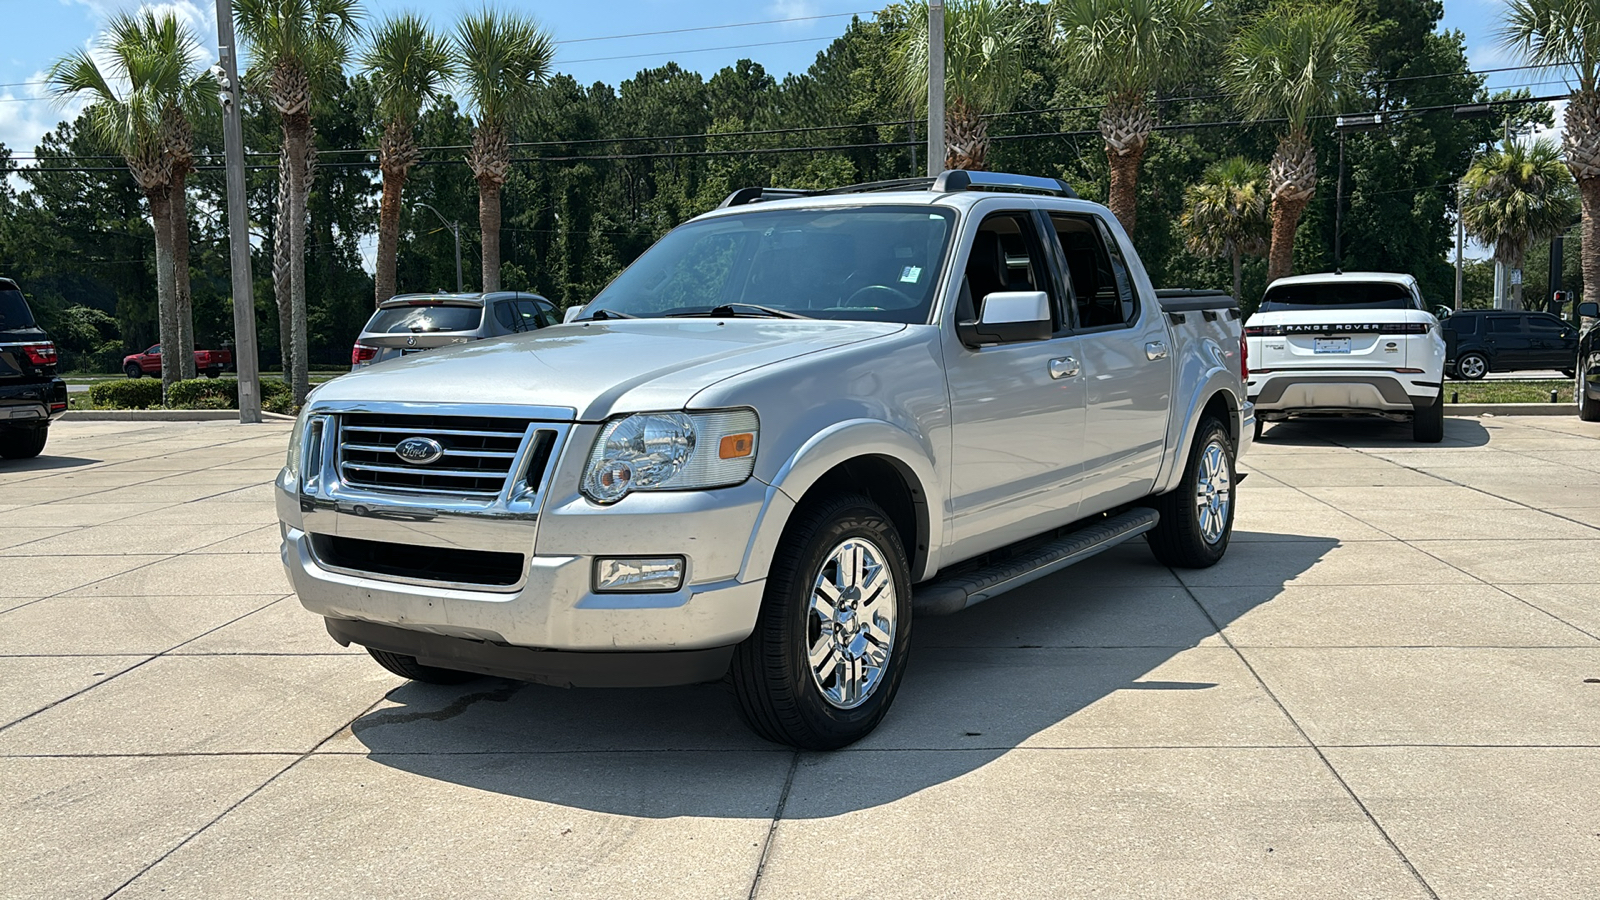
308, 318, 906, 420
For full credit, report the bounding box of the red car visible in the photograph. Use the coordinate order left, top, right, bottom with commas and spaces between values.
123, 344, 233, 379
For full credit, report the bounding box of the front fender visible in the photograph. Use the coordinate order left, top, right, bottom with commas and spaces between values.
739, 418, 945, 584
1155, 372, 1244, 495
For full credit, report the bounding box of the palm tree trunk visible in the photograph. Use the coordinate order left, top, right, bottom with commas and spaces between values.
1266, 133, 1317, 282
1581, 176, 1600, 316
273, 147, 293, 383
1101, 92, 1154, 235
285, 117, 312, 407
147, 188, 182, 396
480, 182, 501, 292
1510, 245, 1527, 311
171, 166, 196, 379
1231, 250, 1243, 302
1565, 90, 1600, 315
469, 123, 510, 292
944, 97, 989, 171
375, 120, 415, 305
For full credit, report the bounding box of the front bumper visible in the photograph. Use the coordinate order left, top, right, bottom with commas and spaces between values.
1248, 370, 1439, 415
0, 377, 67, 425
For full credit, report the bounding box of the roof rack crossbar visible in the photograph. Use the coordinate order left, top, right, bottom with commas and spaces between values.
720, 170, 1078, 208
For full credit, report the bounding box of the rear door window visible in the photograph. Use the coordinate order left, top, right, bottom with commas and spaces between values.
1487, 317, 1523, 334
366, 304, 483, 334
493, 301, 522, 332
1048, 214, 1138, 329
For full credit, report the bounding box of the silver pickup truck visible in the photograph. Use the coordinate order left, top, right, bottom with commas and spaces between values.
277, 171, 1254, 749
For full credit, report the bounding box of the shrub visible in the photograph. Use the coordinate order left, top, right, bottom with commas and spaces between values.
87, 378, 163, 409
165, 377, 296, 414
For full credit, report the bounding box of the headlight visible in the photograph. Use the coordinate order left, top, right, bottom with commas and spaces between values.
582, 409, 758, 503
284, 406, 311, 483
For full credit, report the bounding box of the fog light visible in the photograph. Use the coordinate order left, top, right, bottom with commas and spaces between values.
594, 556, 685, 593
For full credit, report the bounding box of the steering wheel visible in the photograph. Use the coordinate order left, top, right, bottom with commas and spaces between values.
843, 284, 919, 310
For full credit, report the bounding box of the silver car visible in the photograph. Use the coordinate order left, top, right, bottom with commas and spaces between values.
350, 291, 559, 369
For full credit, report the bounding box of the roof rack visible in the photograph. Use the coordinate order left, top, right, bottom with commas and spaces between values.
718, 170, 1078, 208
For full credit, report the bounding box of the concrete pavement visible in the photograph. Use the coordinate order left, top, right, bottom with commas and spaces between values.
1, 414, 1597, 899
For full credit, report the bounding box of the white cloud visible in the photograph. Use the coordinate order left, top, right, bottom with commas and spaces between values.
0, 69, 85, 158
768, 0, 822, 27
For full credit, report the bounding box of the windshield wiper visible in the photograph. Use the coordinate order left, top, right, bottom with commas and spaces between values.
581, 307, 637, 321
671, 303, 811, 320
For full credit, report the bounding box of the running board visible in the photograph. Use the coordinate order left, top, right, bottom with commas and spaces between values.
912, 508, 1160, 617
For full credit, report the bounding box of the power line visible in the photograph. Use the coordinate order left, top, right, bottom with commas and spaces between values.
555, 10, 873, 45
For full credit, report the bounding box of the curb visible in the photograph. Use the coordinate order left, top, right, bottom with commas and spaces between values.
62, 409, 288, 422
1446, 403, 1577, 417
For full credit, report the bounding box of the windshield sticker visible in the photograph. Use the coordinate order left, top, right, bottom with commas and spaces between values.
900, 266, 922, 284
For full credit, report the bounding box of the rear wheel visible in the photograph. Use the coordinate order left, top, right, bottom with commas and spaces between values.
1580, 370, 1600, 422
1148, 417, 1234, 568
0, 426, 48, 460
204, 367, 221, 378
1456, 352, 1488, 380
366, 647, 480, 685
730, 493, 912, 750
1413, 392, 1445, 443
124, 363, 142, 379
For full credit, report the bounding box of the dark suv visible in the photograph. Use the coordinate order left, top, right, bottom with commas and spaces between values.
1443, 309, 1580, 379
0, 278, 68, 459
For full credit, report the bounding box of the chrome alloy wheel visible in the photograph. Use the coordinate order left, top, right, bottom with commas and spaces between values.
1194, 438, 1232, 545
1458, 354, 1487, 379
806, 537, 898, 710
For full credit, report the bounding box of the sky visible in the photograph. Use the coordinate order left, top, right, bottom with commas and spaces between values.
0, 0, 1560, 267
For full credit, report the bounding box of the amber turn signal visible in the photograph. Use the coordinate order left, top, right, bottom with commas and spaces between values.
719, 433, 755, 459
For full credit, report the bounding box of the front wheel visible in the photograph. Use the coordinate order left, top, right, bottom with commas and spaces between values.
1148, 417, 1235, 568
730, 493, 912, 750
0, 426, 48, 460
366, 647, 479, 685
1580, 370, 1600, 422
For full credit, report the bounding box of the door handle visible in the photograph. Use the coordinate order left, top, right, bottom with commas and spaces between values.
1145, 341, 1168, 360
1049, 356, 1079, 379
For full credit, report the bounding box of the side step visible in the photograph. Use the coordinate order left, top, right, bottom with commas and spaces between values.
912, 507, 1160, 617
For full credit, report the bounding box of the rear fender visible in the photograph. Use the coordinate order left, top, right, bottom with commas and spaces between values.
1154, 373, 1242, 495
740, 419, 944, 584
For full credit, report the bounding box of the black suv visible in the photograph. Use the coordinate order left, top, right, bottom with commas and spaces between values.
1442, 309, 1580, 379
0, 278, 68, 459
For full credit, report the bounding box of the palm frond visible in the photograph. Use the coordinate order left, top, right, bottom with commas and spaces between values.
235, 0, 363, 96
453, 7, 555, 129
1054, 0, 1218, 99
363, 13, 456, 127
1461, 138, 1580, 264
1498, 0, 1600, 92
1226, 2, 1369, 137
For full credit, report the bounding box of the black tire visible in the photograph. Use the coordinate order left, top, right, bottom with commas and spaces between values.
0, 426, 48, 460
124, 363, 143, 379
1562, 368, 1576, 379
1580, 370, 1600, 422
204, 368, 221, 378
1413, 392, 1445, 443
729, 493, 913, 750
1455, 352, 1488, 380
366, 647, 480, 685
1253, 417, 1264, 442
1148, 417, 1235, 568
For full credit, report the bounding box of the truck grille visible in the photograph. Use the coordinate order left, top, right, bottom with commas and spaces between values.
337, 413, 554, 498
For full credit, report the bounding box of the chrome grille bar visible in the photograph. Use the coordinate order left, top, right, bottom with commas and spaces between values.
336, 412, 539, 497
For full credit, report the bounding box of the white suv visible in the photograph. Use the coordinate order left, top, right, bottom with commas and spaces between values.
1244, 272, 1445, 442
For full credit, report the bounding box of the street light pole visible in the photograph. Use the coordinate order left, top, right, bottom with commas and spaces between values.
416, 203, 463, 292
214, 0, 261, 424
1455, 182, 1465, 311
927, 0, 944, 176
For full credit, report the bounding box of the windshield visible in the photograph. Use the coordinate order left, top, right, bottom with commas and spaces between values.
0, 289, 36, 331
588, 206, 957, 323
365, 304, 483, 334
1260, 281, 1416, 312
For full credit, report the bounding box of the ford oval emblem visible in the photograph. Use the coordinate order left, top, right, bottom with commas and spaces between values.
394, 436, 444, 465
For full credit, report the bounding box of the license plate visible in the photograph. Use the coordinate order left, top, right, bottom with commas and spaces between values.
1313, 338, 1351, 354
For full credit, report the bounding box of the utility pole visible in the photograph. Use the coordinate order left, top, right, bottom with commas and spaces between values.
927, 0, 945, 176
417, 203, 463, 293
1454, 182, 1465, 311
215, 0, 262, 423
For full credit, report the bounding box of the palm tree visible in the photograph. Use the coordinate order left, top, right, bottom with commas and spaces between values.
1461, 139, 1579, 310
1499, 0, 1600, 315
1181, 157, 1271, 301
362, 13, 454, 305
47, 11, 188, 390
236, 0, 362, 407
892, 0, 1031, 171
1054, 0, 1218, 234
1225, 2, 1368, 281
453, 9, 553, 293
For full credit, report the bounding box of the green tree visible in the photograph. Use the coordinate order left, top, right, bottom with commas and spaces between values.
362, 13, 453, 305
1461, 138, 1579, 309
46, 11, 196, 390
453, 8, 554, 293
1181, 156, 1271, 300
236, 0, 362, 406
891, 0, 1031, 170
1053, 0, 1218, 234
1226, 2, 1369, 281
1499, 0, 1600, 318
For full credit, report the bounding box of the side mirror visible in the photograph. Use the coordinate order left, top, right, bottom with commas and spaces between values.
1433, 305, 1453, 320
562, 306, 585, 324
957, 291, 1052, 347
1578, 301, 1599, 319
